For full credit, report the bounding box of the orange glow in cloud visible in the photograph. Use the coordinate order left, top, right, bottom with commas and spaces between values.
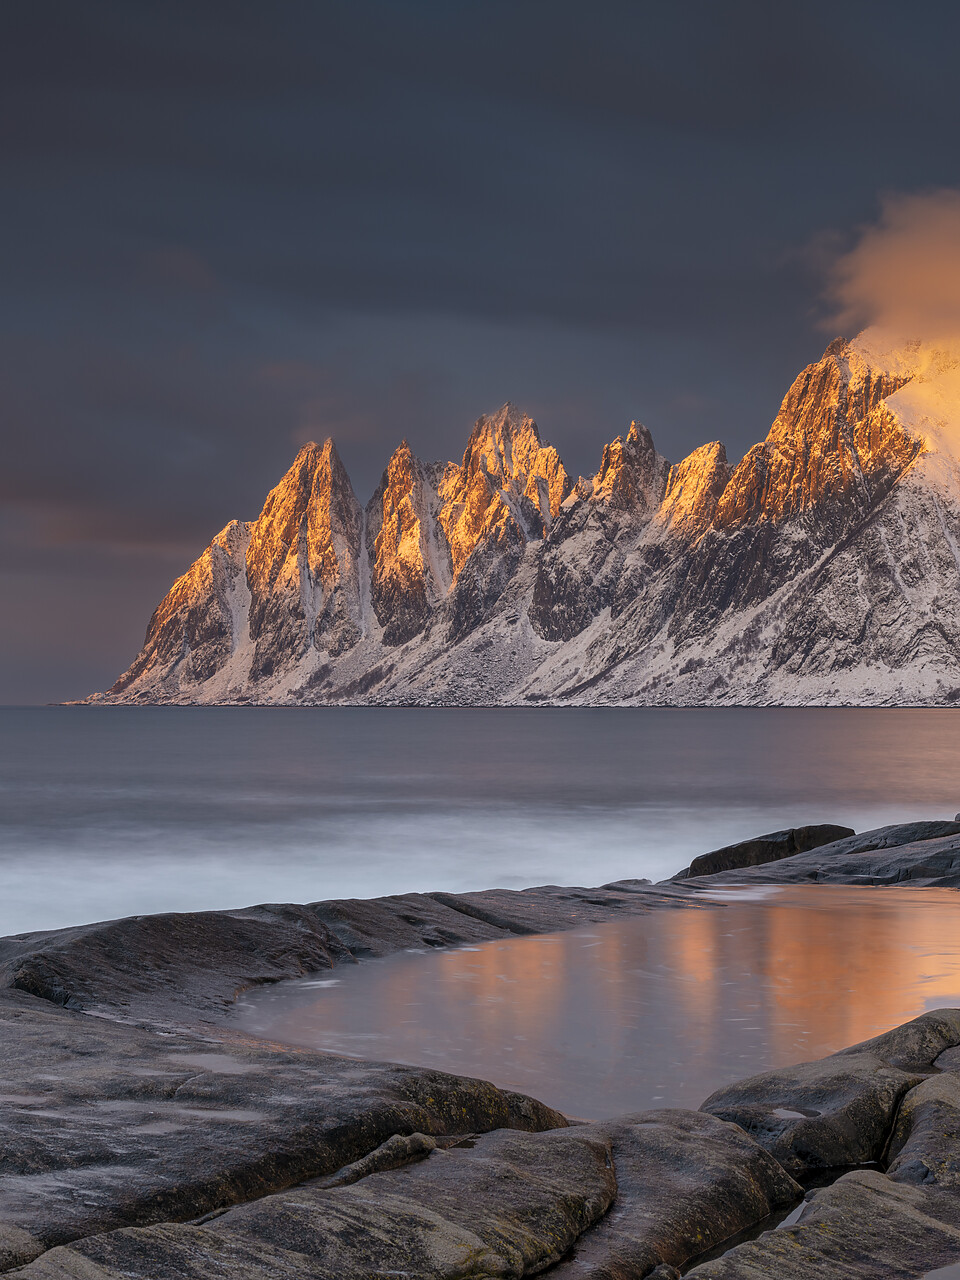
828, 189, 960, 341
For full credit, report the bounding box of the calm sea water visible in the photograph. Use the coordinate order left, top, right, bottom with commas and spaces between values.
237, 885, 960, 1119
3, 706, 960, 936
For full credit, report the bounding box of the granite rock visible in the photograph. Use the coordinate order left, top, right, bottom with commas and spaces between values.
683, 1169, 960, 1278
701, 1011, 960, 1178
3, 844, 960, 1278
676, 821, 960, 888
0, 904, 351, 1022
0, 990, 565, 1260
0, 885, 701, 1025
676, 824, 854, 879
548, 1109, 801, 1278
887, 1071, 960, 1188
12, 1126, 615, 1280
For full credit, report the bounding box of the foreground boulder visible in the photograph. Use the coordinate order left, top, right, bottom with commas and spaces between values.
701, 1010, 960, 1177
14, 1005, 960, 1280
0, 990, 564, 1268
684, 1169, 960, 1278
675, 824, 854, 879
887, 1070, 960, 1188
548, 1110, 800, 1278
5, 840, 960, 1278
8, 1111, 803, 1280
12, 1127, 617, 1280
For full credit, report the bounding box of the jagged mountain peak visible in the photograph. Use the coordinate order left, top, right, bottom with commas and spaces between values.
712, 329, 930, 531
367, 437, 449, 647
376, 437, 421, 482
659, 441, 730, 535
445, 402, 572, 549
93, 328, 960, 707
461, 403, 545, 482
472, 400, 538, 434
624, 419, 655, 448
289, 435, 343, 466
267, 436, 354, 507
591, 418, 669, 513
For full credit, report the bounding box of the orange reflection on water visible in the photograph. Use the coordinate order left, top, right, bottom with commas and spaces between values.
238, 886, 960, 1118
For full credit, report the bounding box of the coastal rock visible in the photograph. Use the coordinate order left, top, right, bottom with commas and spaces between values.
0, 884, 698, 1025
308, 893, 512, 958
314, 1132, 438, 1188
3, 858, 960, 1280
10, 822, 960, 1040
427, 883, 701, 935
886, 1072, 960, 1188
12, 1112, 802, 1280
683, 1169, 960, 1278
701, 1011, 960, 1177
14, 1127, 615, 1280
676, 823, 854, 879
548, 1109, 801, 1278
677, 820, 960, 887
834, 1007, 960, 1072
0, 989, 566, 1259
0, 903, 352, 1020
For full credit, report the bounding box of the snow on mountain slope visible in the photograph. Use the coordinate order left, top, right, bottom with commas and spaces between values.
93, 331, 960, 706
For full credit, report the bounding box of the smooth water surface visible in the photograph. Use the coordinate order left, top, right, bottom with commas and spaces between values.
4, 706, 960, 934
236, 885, 960, 1119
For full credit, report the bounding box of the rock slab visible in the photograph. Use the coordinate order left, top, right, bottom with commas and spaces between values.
676, 824, 855, 879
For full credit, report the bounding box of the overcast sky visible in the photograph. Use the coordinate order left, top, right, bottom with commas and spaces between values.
4, 0, 960, 702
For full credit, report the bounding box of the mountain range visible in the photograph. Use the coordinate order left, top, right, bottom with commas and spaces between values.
90, 328, 960, 706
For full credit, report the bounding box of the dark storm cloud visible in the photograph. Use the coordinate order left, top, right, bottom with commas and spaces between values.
4, 0, 960, 699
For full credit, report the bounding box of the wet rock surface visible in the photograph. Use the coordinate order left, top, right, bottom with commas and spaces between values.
887, 1072, 960, 1189
14, 1127, 615, 1280
8, 1000, 960, 1279
0, 904, 351, 1020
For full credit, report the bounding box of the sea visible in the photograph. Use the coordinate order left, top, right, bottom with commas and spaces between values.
3, 704, 960, 937
7, 704, 960, 1117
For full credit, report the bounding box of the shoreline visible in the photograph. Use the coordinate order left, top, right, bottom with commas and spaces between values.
3, 821, 960, 1277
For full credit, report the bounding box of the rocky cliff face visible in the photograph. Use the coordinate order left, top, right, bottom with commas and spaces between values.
366, 442, 449, 647
96, 330, 960, 706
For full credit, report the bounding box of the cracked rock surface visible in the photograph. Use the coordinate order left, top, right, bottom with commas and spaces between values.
0, 990, 564, 1267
